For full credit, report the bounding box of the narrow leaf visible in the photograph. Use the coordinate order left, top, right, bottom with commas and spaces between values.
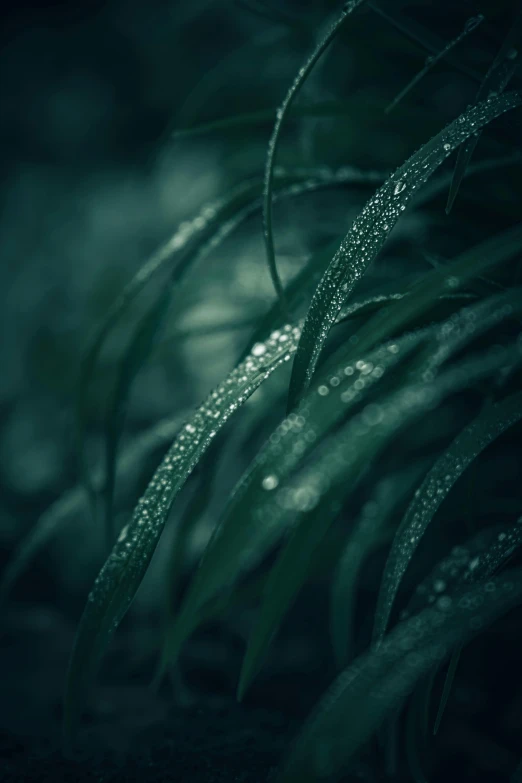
64, 324, 304, 743
288, 91, 522, 410
374, 390, 522, 644
263, 0, 366, 310
278, 569, 522, 782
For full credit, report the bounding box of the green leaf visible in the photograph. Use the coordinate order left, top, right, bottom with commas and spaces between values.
373, 390, 522, 645
262, 0, 366, 310
403, 519, 522, 736
343, 223, 522, 363
287, 91, 522, 410
277, 568, 522, 782
173, 291, 522, 698
236, 296, 522, 696
446, 10, 522, 213
64, 323, 304, 744
170, 330, 428, 673
77, 164, 373, 526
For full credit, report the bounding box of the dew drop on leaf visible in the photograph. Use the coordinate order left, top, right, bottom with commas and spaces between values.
262, 474, 279, 491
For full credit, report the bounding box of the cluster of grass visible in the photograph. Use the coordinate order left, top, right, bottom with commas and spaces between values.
4, 1, 522, 780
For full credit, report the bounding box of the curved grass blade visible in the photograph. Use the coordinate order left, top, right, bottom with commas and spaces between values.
169, 330, 430, 678
169, 291, 522, 683
0, 414, 185, 606
263, 0, 366, 311
446, 10, 522, 214
403, 519, 522, 736
64, 323, 309, 744
78, 165, 364, 522
386, 14, 484, 114
287, 91, 522, 410
102, 286, 172, 546
237, 334, 522, 700
338, 223, 522, 369
76, 175, 275, 520
373, 390, 522, 645
277, 569, 522, 783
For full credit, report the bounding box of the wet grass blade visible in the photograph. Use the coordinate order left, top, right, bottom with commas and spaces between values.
287, 91, 522, 410
277, 569, 522, 782
77, 164, 363, 529
169, 293, 522, 684
64, 321, 310, 744
237, 336, 522, 700
323, 222, 522, 380
76, 176, 272, 520
386, 14, 484, 114
170, 332, 429, 676
373, 390, 522, 644
263, 0, 366, 311
446, 10, 522, 214
406, 519, 522, 739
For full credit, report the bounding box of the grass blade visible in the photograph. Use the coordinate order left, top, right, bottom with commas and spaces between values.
169, 292, 522, 684
446, 10, 522, 213
336, 223, 522, 367
287, 91, 522, 410
404, 519, 522, 735
169, 331, 428, 674
237, 335, 522, 700
373, 390, 522, 645
263, 0, 366, 311
64, 323, 304, 744
277, 569, 522, 782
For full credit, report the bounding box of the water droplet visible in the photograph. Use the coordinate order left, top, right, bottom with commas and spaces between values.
262, 474, 279, 491
394, 180, 406, 196
252, 343, 266, 357
443, 142, 451, 152
318, 385, 329, 396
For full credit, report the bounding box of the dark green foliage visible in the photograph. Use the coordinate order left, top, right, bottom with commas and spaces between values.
4, 2, 522, 781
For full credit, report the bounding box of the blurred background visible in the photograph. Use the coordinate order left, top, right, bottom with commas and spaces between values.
1, 1, 521, 779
